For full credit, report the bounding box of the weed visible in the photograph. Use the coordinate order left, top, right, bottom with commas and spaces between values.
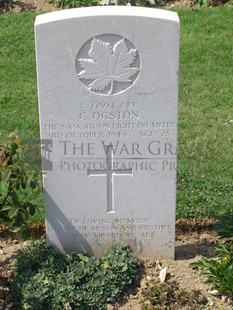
12, 241, 141, 309
0, 133, 40, 238
141, 279, 206, 309
48, 0, 99, 8
0, 0, 14, 10
213, 211, 233, 238
190, 248, 233, 297
190, 211, 233, 298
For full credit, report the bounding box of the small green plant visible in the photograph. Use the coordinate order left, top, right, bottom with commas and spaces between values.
190, 211, 233, 298
0, 0, 14, 10
0, 133, 40, 239
195, 0, 209, 6
12, 241, 141, 310
190, 245, 233, 297
214, 242, 233, 257
48, 0, 99, 9
141, 279, 206, 310
213, 211, 233, 238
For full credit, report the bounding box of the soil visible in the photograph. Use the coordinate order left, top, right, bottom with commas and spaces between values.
0, 0, 59, 14
1, 222, 233, 310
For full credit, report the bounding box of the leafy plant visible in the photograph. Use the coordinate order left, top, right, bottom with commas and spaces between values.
213, 211, 233, 238
0, 133, 40, 238
189, 206, 233, 299
190, 247, 233, 297
12, 241, 141, 310
141, 279, 206, 310
0, 0, 14, 10
195, 0, 209, 6
213, 242, 233, 262
190, 207, 233, 298
48, 0, 99, 9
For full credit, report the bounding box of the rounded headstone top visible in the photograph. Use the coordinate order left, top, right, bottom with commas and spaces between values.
35, 7, 179, 26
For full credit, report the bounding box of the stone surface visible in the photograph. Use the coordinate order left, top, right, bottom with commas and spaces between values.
159, 267, 168, 283
35, 6, 179, 258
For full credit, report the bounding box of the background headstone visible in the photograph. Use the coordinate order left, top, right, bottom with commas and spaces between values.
35, 7, 180, 258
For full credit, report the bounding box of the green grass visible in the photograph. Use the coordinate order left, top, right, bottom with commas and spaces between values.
0, 13, 39, 139
176, 7, 233, 217
0, 8, 232, 222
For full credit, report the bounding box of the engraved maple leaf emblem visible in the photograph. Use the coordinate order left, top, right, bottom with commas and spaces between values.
78, 38, 139, 95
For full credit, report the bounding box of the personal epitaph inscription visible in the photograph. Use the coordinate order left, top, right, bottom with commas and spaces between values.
35, 7, 180, 258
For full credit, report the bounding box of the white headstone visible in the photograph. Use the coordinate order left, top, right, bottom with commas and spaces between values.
35, 7, 179, 258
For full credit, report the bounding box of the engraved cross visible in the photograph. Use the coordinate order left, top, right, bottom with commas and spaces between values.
87, 145, 133, 213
